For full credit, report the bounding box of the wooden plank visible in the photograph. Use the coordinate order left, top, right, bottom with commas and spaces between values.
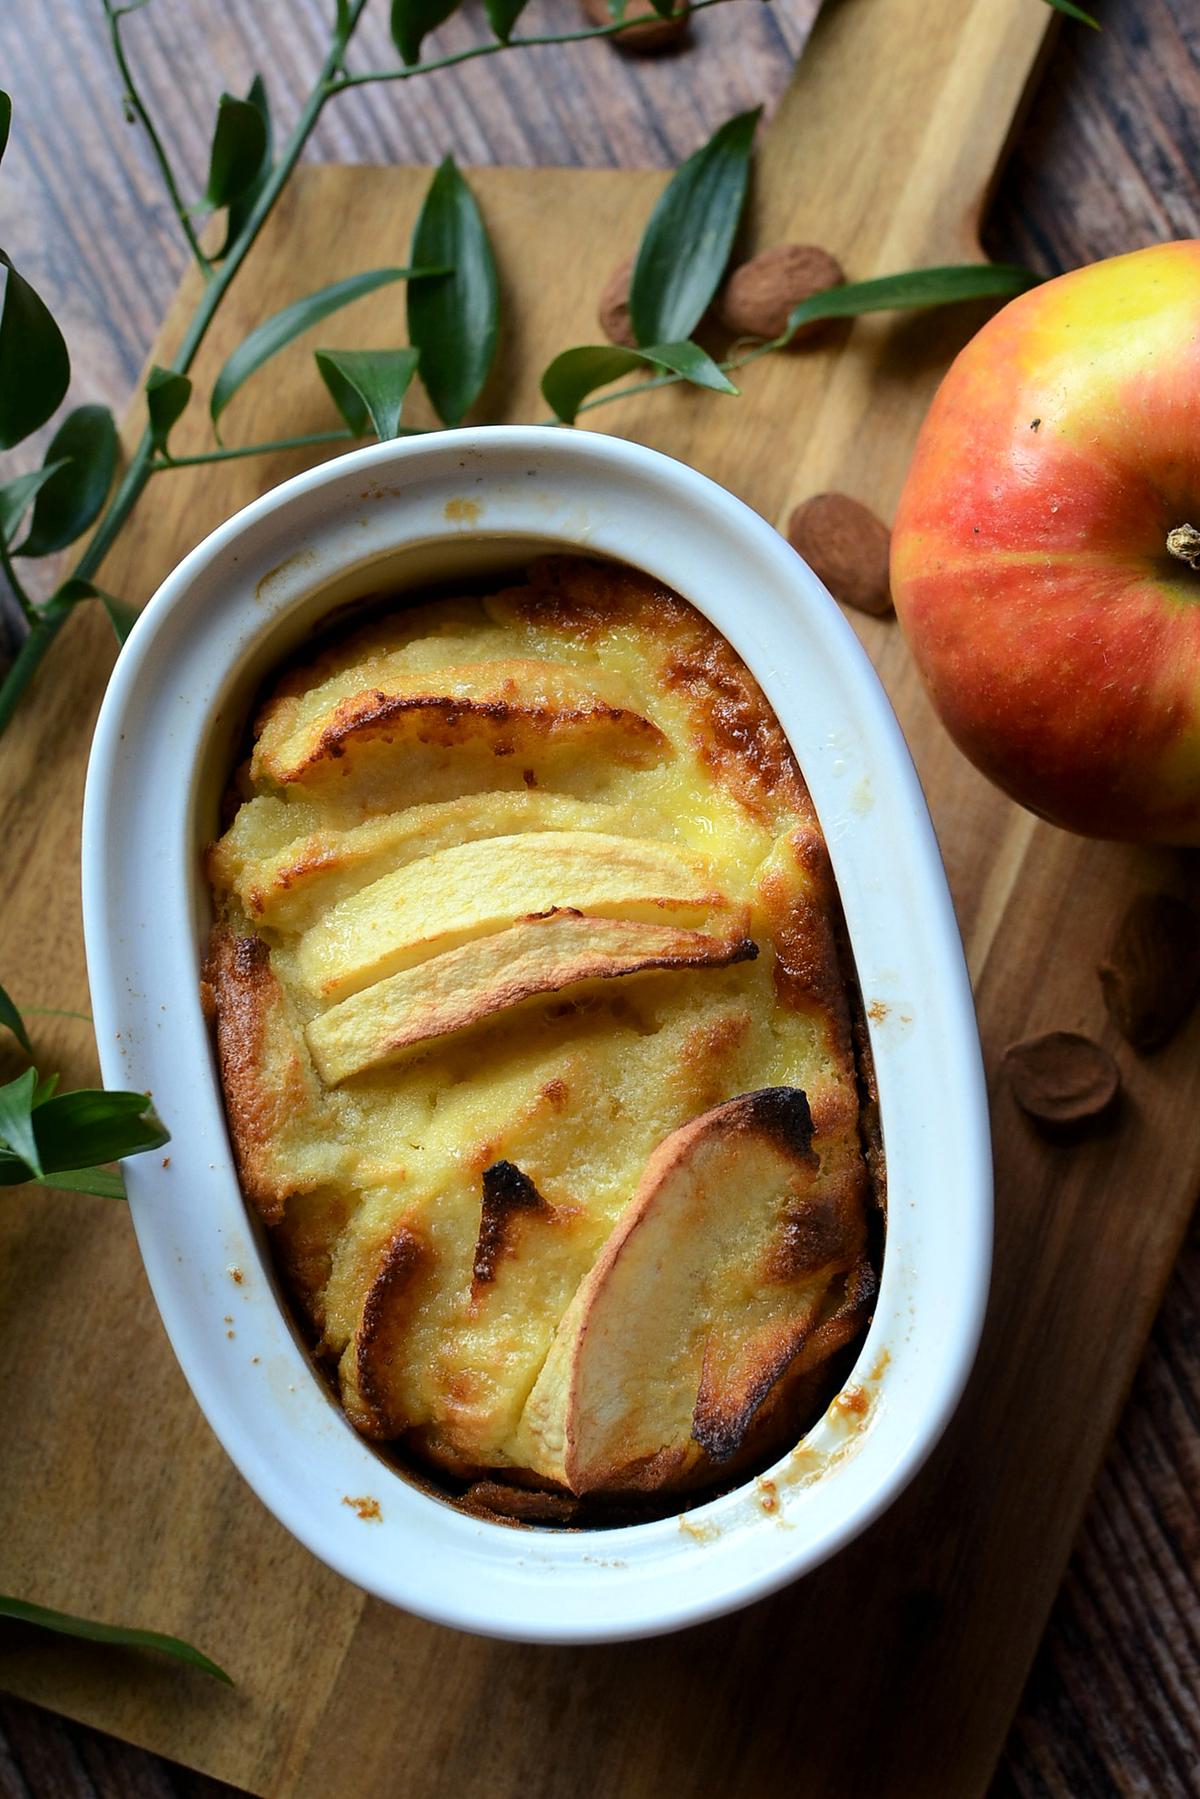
9, 2, 1200, 1795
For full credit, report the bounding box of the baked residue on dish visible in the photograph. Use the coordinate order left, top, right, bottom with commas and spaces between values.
203, 555, 882, 1521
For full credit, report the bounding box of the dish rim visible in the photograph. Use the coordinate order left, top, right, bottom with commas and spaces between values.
81, 425, 992, 1644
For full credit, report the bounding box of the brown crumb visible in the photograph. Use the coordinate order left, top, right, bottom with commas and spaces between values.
715, 244, 845, 342
1097, 892, 1199, 1052
597, 254, 637, 348
1002, 1030, 1120, 1130
786, 493, 893, 617
579, 0, 689, 52
161, 1156, 171, 1168
342, 1495, 382, 1522
229, 1266, 244, 1284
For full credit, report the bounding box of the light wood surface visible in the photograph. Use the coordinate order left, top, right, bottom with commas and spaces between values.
3, 2, 1200, 1795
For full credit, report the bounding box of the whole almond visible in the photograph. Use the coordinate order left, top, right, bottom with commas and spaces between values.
597, 254, 637, 348
715, 244, 846, 341
580, 0, 689, 51
787, 493, 893, 617
1003, 1031, 1120, 1129
1098, 892, 1199, 1051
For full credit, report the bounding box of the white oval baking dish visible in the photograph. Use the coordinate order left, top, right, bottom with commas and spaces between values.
82, 426, 990, 1645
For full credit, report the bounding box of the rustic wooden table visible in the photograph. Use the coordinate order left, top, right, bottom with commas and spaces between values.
1, 2, 1198, 1794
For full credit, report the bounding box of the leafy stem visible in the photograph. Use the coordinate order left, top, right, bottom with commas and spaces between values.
0, 0, 374, 733
147, 427, 360, 470
325, 0, 737, 91
103, 0, 213, 276
0, 530, 36, 626
570, 332, 784, 420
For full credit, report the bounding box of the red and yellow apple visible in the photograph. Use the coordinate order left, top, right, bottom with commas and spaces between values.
891, 240, 1200, 844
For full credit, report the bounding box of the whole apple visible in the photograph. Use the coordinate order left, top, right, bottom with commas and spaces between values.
891, 240, 1200, 844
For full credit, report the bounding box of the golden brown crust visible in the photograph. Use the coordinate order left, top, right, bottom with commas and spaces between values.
345, 1227, 427, 1439
203, 927, 300, 1224
274, 688, 666, 787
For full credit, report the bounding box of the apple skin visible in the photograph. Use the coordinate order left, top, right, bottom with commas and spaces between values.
891, 240, 1200, 844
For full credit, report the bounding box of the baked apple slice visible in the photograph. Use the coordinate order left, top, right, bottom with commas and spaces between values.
518, 1087, 870, 1494
296, 830, 733, 1000
215, 789, 632, 933
306, 911, 757, 1082
252, 657, 666, 788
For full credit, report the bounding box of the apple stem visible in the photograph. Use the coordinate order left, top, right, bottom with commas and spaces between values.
1166, 524, 1200, 569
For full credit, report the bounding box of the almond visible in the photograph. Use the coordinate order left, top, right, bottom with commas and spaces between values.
715, 244, 846, 341
1002, 1030, 1120, 1129
1098, 892, 1199, 1051
786, 493, 893, 617
579, 0, 689, 52
597, 254, 637, 348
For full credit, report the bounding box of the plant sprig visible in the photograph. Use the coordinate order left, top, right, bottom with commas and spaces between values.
0, 1594, 231, 1684
0, 0, 1040, 741
0, 982, 166, 1198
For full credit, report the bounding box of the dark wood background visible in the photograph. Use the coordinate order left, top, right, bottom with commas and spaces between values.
1, 1, 1198, 1793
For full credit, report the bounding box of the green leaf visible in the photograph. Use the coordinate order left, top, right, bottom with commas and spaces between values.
1042, 0, 1100, 24
32, 1071, 59, 1106
483, 0, 528, 40
16, 405, 118, 558
51, 576, 138, 645
390, 0, 460, 65
407, 158, 499, 427
315, 347, 420, 440
0, 1595, 231, 1684
629, 107, 760, 349
210, 266, 443, 429
0, 93, 11, 169
42, 1165, 127, 1199
646, 0, 676, 15
203, 93, 269, 210
0, 254, 71, 451
542, 340, 737, 425
29, 1087, 168, 1173
783, 262, 1041, 339
0, 462, 69, 547
0, 1067, 41, 1178
216, 75, 272, 259
145, 365, 192, 456
0, 983, 31, 1056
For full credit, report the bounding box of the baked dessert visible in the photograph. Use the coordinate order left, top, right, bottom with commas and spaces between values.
204, 555, 881, 1518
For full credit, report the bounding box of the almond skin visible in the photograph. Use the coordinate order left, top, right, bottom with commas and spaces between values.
1002, 1030, 1120, 1129
715, 244, 846, 341
579, 0, 689, 52
597, 254, 637, 348
786, 493, 893, 617
1098, 892, 1200, 1051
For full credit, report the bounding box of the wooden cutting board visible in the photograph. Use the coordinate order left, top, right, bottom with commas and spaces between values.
3, 2, 1196, 1794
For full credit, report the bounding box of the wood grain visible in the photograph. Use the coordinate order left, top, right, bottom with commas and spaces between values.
2, 2, 1200, 1797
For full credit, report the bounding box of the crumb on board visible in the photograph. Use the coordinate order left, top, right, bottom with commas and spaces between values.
342, 1495, 382, 1522
228, 1266, 244, 1284
161, 1156, 170, 1168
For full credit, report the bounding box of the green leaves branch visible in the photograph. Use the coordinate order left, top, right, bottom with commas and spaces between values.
540, 109, 1040, 423
0, 982, 166, 1198
0, 0, 1041, 742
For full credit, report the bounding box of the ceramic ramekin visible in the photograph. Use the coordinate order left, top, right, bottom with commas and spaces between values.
81, 426, 991, 1644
